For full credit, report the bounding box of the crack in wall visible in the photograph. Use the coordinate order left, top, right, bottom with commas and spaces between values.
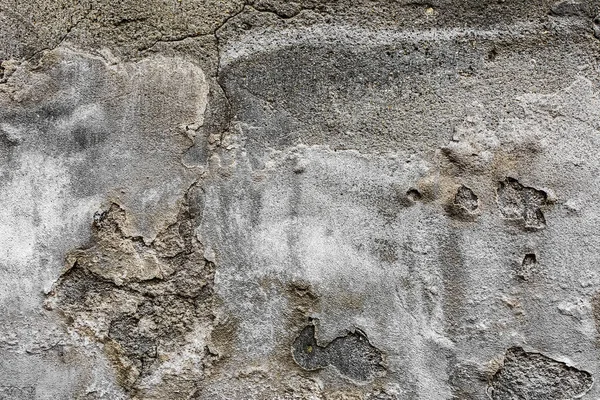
25, 3, 94, 62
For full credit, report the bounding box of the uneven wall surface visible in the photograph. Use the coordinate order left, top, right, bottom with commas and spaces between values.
2, 1, 600, 399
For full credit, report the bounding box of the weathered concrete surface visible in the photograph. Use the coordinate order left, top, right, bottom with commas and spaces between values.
2, 0, 600, 399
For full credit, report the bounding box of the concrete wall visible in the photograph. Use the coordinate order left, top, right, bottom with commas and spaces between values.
2, 1, 600, 398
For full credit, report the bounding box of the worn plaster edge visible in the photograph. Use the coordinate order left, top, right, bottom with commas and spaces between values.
484, 346, 595, 399
220, 20, 578, 66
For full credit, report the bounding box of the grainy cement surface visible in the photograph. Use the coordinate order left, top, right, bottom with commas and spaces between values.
2, 1, 600, 399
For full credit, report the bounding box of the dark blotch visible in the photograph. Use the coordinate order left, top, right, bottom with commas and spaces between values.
292, 324, 385, 382
72, 125, 108, 149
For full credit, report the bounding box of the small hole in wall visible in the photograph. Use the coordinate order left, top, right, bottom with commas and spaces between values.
407, 189, 422, 202
516, 253, 538, 281
522, 253, 537, 266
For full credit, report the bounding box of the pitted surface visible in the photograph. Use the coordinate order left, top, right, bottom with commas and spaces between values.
3, 0, 600, 399
490, 347, 593, 400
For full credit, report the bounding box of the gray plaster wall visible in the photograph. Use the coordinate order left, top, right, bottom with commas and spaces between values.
2, 1, 600, 399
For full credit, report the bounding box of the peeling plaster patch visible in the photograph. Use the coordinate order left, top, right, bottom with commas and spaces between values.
454, 185, 478, 213
220, 23, 542, 67
292, 324, 385, 383
489, 347, 593, 400
46, 187, 222, 396
445, 184, 479, 220
497, 178, 549, 230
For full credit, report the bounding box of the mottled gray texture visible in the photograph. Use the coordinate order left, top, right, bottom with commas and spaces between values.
2, 0, 600, 399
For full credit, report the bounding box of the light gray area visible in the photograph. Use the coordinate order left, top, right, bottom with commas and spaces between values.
2, 0, 600, 399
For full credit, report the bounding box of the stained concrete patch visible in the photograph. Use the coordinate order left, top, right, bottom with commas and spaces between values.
292, 324, 385, 383
0, 48, 209, 241
489, 347, 593, 400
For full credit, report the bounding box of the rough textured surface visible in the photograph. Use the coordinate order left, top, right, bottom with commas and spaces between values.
3, 0, 600, 399
490, 347, 593, 399
46, 192, 220, 397
454, 185, 479, 213
497, 178, 549, 230
292, 324, 385, 382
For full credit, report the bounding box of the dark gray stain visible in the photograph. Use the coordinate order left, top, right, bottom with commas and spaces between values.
72, 125, 109, 150
497, 177, 548, 230
373, 238, 399, 263
489, 347, 593, 400
292, 324, 385, 383
439, 231, 467, 337
454, 185, 478, 212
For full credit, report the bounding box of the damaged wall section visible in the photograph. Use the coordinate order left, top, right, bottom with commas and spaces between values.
45, 186, 226, 398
